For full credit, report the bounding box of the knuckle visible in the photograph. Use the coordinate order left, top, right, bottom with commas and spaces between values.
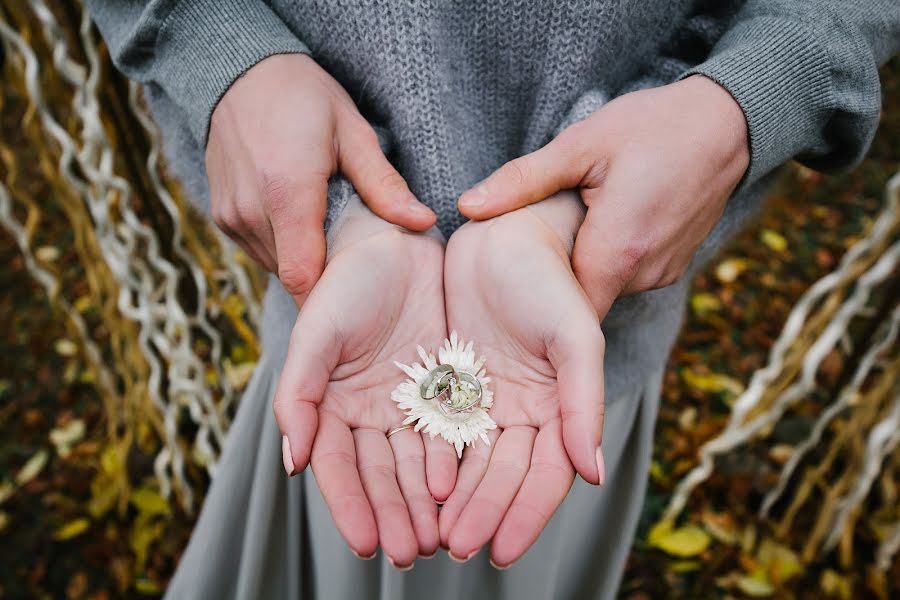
260, 171, 299, 215
503, 157, 530, 185
278, 258, 322, 296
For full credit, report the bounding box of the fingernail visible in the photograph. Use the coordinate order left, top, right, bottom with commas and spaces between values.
448, 549, 477, 563
490, 558, 511, 571
458, 184, 488, 208
595, 447, 606, 486
408, 200, 433, 215
388, 556, 414, 571
282, 435, 295, 476
352, 549, 376, 560
420, 550, 437, 559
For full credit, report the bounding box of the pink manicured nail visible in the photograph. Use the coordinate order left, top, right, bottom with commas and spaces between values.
595, 447, 606, 486
352, 549, 376, 560
388, 556, 414, 571
282, 435, 295, 476
489, 558, 511, 570
448, 549, 477, 563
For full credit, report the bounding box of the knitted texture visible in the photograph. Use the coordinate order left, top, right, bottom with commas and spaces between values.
87, 0, 899, 235
85, 0, 899, 396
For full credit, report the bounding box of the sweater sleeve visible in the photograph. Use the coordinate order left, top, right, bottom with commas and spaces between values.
681, 0, 900, 187
85, 0, 310, 146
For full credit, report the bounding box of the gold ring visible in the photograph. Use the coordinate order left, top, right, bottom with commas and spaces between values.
386, 424, 415, 439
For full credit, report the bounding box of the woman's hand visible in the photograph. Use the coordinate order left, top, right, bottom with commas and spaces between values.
272, 199, 454, 568
439, 192, 605, 568
206, 53, 436, 306
458, 75, 749, 321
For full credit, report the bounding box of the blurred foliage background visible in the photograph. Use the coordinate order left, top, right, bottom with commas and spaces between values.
0, 1, 898, 599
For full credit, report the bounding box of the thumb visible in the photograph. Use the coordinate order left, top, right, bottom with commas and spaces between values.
458, 126, 592, 220
572, 207, 634, 321
338, 121, 436, 231
549, 320, 606, 485
267, 175, 328, 308
272, 299, 342, 475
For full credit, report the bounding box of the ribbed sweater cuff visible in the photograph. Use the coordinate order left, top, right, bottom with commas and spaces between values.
156, 0, 310, 145
681, 16, 833, 189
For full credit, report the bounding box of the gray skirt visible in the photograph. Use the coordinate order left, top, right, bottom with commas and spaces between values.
163, 278, 676, 600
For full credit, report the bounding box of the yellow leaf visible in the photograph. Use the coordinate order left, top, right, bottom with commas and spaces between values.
130, 488, 170, 517
678, 407, 697, 431
49, 419, 86, 458
54, 339, 78, 357
690, 292, 722, 316
54, 518, 90, 541
0, 481, 14, 506
223, 359, 257, 391
715, 258, 750, 283
700, 510, 740, 545
760, 229, 788, 253
35, 245, 60, 262
15, 450, 48, 486
681, 369, 745, 397
757, 539, 803, 583
134, 577, 162, 595
648, 518, 674, 546
671, 560, 701, 573
737, 573, 775, 597
649, 461, 667, 485
73, 296, 93, 313
820, 569, 851, 599
130, 514, 163, 570
649, 520, 711, 558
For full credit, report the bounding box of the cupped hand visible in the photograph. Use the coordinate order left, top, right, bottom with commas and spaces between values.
206, 53, 435, 306
439, 192, 605, 568
458, 74, 749, 321
272, 199, 455, 567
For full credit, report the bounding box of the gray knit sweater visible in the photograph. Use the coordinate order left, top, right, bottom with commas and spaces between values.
86, 1, 899, 397
88, 0, 899, 232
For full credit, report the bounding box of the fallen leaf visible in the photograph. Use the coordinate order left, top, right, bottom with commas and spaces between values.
678, 407, 698, 431
757, 539, 803, 583
50, 419, 86, 458
54, 338, 78, 357
737, 572, 775, 597
15, 449, 49, 486
35, 245, 60, 262
73, 296, 92, 313
648, 519, 711, 557
690, 292, 722, 316
760, 229, 788, 253
701, 510, 740, 545
54, 518, 90, 541
820, 569, 851, 599
715, 258, 750, 283
130, 487, 170, 517
223, 359, 257, 390
0, 481, 14, 506
681, 369, 745, 397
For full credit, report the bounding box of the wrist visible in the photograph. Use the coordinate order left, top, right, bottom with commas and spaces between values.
680, 75, 751, 175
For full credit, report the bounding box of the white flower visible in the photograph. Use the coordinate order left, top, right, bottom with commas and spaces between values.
392, 331, 496, 457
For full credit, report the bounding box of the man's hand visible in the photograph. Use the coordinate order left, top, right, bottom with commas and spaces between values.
440, 192, 605, 568
206, 53, 435, 306
458, 75, 749, 321
272, 199, 454, 568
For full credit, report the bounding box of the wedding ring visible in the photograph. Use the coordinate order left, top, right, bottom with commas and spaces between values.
386, 424, 415, 439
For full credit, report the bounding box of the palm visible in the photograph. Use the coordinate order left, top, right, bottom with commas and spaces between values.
275, 214, 455, 568
440, 204, 605, 567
